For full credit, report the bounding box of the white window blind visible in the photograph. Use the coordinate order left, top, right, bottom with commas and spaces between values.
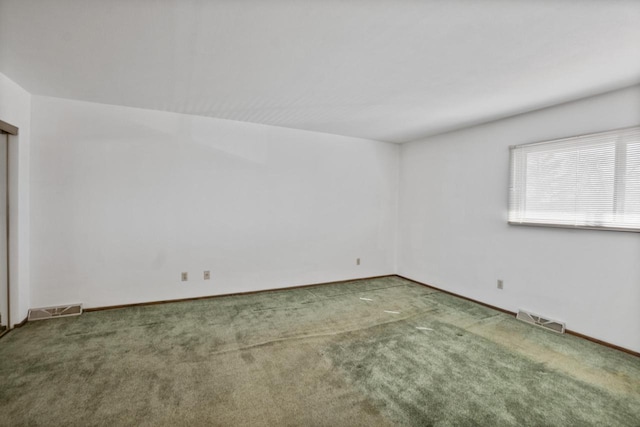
509, 126, 640, 232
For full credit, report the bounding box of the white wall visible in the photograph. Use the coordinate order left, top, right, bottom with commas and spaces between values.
0, 72, 31, 326
398, 85, 640, 353
16, 76, 640, 353
30, 96, 399, 309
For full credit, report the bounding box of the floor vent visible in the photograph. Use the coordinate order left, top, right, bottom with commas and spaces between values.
28, 304, 83, 321
516, 309, 565, 334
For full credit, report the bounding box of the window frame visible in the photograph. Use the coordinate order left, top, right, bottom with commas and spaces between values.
508, 126, 640, 233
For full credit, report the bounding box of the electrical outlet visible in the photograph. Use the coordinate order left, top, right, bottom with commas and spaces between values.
181, 272, 188, 282
204, 270, 210, 280
497, 279, 503, 290
356, 258, 361, 265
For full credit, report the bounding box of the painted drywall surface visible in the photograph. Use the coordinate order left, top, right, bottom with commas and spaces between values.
398, 85, 640, 353
0, 72, 31, 326
29, 96, 398, 309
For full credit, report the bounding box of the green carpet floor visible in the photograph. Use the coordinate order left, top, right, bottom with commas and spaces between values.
0, 276, 638, 426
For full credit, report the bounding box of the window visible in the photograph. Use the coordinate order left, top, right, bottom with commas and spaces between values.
509, 126, 640, 232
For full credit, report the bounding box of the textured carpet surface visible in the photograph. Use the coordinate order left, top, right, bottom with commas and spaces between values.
0, 276, 639, 426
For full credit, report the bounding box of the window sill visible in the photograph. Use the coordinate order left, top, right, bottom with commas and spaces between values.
508, 221, 640, 233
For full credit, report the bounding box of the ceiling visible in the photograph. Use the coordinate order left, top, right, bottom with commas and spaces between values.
1, 0, 639, 143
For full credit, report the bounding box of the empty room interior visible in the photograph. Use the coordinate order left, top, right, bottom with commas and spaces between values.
1, 1, 640, 425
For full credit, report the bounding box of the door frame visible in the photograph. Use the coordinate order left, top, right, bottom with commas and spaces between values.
0, 119, 17, 334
